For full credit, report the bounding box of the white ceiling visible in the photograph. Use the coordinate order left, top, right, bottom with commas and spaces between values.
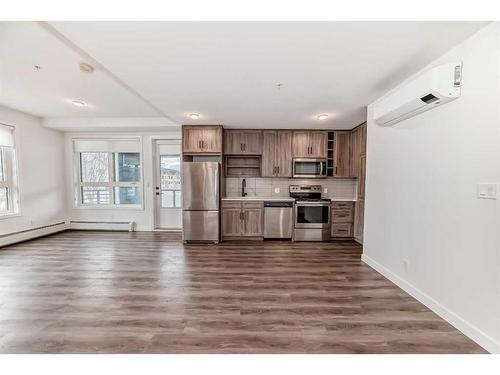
0, 21, 488, 130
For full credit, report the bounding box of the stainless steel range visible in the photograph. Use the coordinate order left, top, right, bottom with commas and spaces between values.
290, 185, 331, 241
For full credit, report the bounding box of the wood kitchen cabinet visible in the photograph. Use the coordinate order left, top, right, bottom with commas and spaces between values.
222, 200, 263, 239
262, 130, 293, 177
221, 207, 243, 236
333, 131, 351, 177
351, 122, 367, 244
331, 201, 355, 238
354, 199, 365, 243
358, 155, 366, 199
350, 126, 361, 178
292, 131, 327, 158
224, 130, 262, 155
182, 125, 222, 154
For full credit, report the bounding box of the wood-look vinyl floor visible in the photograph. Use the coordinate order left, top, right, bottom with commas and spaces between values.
0, 231, 486, 354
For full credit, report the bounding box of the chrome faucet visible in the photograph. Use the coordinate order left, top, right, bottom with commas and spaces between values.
242, 178, 247, 197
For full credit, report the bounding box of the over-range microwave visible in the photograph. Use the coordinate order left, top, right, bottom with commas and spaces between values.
293, 158, 327, 178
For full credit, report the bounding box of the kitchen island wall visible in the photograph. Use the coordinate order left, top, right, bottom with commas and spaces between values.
225, 177, 357, 201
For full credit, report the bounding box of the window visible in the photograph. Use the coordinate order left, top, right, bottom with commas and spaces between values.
75, 139, 142, 207
160, 155, 181, 208
0, 124, 18, 216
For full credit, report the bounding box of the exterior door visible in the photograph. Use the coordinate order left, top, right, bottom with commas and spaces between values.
155, 140, 182, 230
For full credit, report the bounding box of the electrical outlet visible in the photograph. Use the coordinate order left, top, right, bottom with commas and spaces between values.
403, 259, 409, 273
477, 183, 499, 199
323, 187, 328, 194
274, 187, 280, 194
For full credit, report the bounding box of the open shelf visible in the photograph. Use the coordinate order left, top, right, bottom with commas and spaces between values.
327, 131, 335, 176
225, 155, 261, 177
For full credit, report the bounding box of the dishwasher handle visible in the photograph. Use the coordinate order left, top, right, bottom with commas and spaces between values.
264, 201, 294, 208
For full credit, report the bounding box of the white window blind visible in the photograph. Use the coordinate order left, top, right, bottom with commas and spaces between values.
73, 138, 141, 153
0, 124, 15, 148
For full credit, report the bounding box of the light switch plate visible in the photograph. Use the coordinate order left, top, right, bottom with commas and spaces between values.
477, 183, 499, 199
274, 187, 280, 194
323, 188, 328, 194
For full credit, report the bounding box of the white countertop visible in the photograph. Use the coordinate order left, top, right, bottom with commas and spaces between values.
222, 197, 356, 202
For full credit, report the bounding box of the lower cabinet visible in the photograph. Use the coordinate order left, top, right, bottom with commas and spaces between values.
354, 199, 365, 244
222, 200, 263, 239
331, 201, 355, 238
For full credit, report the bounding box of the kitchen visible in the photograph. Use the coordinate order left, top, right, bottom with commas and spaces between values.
182, 125, 366, 243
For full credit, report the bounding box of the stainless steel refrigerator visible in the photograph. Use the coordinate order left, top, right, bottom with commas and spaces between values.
182, 162, 220, 243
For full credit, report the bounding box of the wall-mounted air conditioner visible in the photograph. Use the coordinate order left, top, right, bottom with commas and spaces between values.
373, 62, 462, 126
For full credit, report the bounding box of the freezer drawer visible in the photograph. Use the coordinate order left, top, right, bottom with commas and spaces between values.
183, 211, 219, 242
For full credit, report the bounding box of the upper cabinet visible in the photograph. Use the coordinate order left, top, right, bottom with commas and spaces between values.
333, 131, 351, 177
224, 130, 262, 155
182, 125, 222, 154
262, 131, 293, 177
292, 131, 327, 158
350, 126, 361, 178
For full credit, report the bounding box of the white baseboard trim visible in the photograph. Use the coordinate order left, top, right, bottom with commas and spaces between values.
0, 222, 68, 248
70, 221, 135, 231
362, 254, 500, 354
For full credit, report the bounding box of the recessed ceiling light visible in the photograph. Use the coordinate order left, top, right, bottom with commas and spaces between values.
79, 62, 95, 74
317, 114, 329, 120
189, 113, 200, 120
72, 100, 86, 107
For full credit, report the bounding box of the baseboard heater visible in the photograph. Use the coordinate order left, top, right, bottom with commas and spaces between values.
0, 222, 67, 248
70, 221, 135, 231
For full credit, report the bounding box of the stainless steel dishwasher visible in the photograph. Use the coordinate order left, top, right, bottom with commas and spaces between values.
263, 201, 294, 239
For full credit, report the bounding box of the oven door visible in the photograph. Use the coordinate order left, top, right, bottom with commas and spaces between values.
295, 202, 331, 229
293, 159, 327, 178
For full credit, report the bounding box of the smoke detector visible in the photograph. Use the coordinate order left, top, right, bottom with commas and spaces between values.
79, 62, 95, 74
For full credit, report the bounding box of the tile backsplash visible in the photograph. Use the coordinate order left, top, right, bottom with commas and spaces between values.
225, 177, 358, 201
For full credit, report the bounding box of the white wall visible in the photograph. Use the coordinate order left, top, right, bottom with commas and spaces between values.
64, 130, 181, 231
0, 105, 67, 236
363, 23, 500, 353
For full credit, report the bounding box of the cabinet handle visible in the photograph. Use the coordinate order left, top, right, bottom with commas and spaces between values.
243, 143, 246, 151
277, 166, 279, 174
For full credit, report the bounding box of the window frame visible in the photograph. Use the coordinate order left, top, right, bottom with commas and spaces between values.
0, 134, 20, 219
74, 150, 144, 210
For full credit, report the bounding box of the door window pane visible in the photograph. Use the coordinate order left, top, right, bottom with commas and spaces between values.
80, 152, 109, 182
82, 186, 111, 204
116, 153, 140, 182
160, 155, 181, 208
0, 187, 8, 212
114, 186, 140, 205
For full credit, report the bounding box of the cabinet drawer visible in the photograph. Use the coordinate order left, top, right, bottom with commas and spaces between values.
331, 201, 354, 210
332, 208, 354, 223
222, 200, 242, 209
242, 201, 263, 209
331, 223, 353, 237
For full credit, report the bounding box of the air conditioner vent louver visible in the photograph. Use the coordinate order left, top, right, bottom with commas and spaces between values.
420, 93, 439, 104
